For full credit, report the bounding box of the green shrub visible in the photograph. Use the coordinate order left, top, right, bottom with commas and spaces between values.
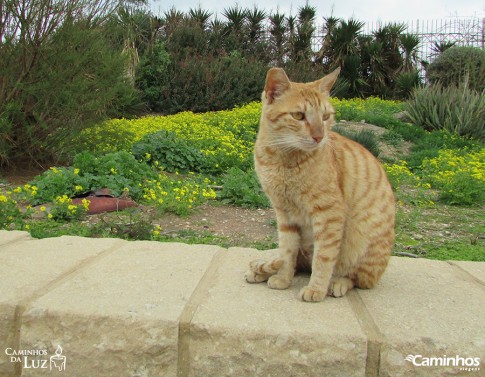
426, 46, 485, 91
331, 97, 405, 129
332, 126, 381, 157
135, 42, 171, 112
0, 192, 31, 230
220, 168, 270, 208
395, 70, 422, 98
28, 151, 157, 205
156, 53, 267, 114
132, 130, 206, 173
421, 148, 485, 205
405, 84, 485, 141
0, 13, 140, 167
77, 102, 260, 174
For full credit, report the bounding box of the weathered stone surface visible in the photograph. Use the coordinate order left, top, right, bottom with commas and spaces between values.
19, 241, 223, 377
0, 230, 32, 246
188, 247, 368, 377
357, 257, 485, 377
0, 235, 121, 377
450, 261, 485, 285
1, 230, 484, 377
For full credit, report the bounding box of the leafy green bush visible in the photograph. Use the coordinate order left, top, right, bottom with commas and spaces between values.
426, 46, 485, 91
17, 151, 217, 216
28, 151, 157, 205
405, 130, 481, 170
0, 192, 31, 230
135, 42, 172, 111
132, 130, 206, 173
220, 168, 270, 208
331, 97, 405, 128
405, 83, 485, 141
78, 102, 260, 174
0, 8, 139, 167
421, 148, 485, 205
332, 126, 381, 157
156, 53, 267, 114
395, 70, 422, 98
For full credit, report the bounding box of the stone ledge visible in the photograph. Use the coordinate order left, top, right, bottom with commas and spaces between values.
0, 230, 484, 377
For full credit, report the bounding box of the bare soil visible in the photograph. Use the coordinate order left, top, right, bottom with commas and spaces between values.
152, 203, 278, 247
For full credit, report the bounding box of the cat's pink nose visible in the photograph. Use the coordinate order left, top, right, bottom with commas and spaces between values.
312, 135, 323, 143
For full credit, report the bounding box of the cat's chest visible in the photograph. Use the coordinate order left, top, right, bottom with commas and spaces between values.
257, 161, 313, 206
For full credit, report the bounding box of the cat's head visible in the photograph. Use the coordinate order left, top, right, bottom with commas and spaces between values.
260, 67, 340, 152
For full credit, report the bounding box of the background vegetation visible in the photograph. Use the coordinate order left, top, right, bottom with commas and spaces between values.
0, 1, 483, 261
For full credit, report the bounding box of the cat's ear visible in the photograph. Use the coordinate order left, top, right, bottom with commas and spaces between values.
264, 68, 291, 104
316, 67, 341, 96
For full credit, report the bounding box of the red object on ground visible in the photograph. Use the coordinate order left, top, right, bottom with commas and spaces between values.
71, 196, 138, 215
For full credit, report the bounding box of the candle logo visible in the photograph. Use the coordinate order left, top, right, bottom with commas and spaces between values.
50, 345, 67, 371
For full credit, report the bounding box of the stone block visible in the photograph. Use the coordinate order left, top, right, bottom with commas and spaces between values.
19, 241, 223, 377
188, 247, 368, 377
0, 235, 121, 377
0, 230, 32, 246
357, 257, 485, 377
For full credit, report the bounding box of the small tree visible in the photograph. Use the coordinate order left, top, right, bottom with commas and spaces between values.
0, 0, 140, 167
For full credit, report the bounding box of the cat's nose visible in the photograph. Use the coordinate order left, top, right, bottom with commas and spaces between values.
312, 135, 323, 143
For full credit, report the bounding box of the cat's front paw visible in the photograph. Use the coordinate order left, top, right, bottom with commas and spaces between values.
299, 286, 326, 302
245, 270, 270, 283
267, 275, 291, 290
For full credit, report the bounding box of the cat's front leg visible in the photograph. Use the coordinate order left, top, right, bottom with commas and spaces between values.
299, 205, 344, 302
267, 217, 301, 290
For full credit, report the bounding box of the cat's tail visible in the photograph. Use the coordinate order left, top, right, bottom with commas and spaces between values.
245, 257, 283, 283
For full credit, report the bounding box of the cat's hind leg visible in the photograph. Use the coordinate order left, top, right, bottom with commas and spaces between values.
245, 258, 283, 283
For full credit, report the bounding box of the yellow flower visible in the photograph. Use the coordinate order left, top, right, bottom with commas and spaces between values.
75, 185, 83, 192
39, 206, 46, 212
81, 198, 90, 210
73, 168, 80, 175
48, 213, 53, 219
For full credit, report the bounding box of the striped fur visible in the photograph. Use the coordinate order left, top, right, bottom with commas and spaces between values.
245, 67, 395, 302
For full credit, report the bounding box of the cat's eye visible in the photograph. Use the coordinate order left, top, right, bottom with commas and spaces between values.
291, 112, 305, 121
322, 113, 331, 121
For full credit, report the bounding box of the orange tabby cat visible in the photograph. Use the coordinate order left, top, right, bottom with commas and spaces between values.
245, 67, 395, 302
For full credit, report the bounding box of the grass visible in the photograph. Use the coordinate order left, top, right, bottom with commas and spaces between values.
395, 204, 485, 261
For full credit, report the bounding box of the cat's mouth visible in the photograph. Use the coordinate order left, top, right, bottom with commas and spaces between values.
299, 137, 327, 151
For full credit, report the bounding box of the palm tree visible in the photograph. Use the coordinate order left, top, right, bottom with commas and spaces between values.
189, 7, 212, 31
360, 38, 387, 95
298, 4, 316, 24
288, 5, 317, 62
431, 41, 456, 56
269, 12, 287, 64
162, 7, 185, 37
247, 7, 266, 44
222, 5, 247, 33
327, 19, 364, 68
400, 33, 420, 72
315, 16, 340, 66
222, 5, 248, 52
